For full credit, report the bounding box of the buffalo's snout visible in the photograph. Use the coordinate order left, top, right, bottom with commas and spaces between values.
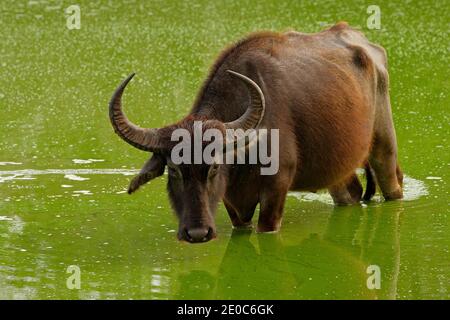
181, 226, 215, 243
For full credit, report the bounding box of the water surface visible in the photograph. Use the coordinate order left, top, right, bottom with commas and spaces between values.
0, 0, 448, 299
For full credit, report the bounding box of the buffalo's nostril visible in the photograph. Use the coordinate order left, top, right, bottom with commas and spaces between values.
186, 227, 211, 243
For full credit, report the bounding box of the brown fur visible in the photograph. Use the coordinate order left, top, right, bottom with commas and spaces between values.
125, 22, 403, 242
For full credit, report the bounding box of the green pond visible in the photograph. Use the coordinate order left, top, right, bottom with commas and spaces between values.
0, 0, 448, 299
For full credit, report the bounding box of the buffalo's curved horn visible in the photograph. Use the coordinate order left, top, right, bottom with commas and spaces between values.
109, 73, 162, 152
224, 70, 266, 131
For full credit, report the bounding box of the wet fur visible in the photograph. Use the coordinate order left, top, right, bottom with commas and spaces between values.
128, 22, 403, 234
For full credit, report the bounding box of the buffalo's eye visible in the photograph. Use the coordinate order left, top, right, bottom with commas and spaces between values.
208, 163, 220, 178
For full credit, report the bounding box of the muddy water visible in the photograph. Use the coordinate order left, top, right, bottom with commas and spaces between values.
0, 0, 448, 299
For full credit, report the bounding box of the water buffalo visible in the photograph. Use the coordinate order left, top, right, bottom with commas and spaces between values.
109, 22, 403, 243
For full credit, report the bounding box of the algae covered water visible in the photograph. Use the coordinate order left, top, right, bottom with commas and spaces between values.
0, 0, 448, 299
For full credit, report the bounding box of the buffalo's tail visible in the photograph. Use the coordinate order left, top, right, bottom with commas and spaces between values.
363, 162, 376, 201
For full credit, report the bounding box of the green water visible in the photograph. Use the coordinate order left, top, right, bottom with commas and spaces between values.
0, 0, 448, 299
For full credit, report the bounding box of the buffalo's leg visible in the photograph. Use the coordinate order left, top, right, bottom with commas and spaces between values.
224, 201, 253, 229
257, 188, 288, 233
370, 152, 403, 200
369, 93, 403, 199
329, 174, 363, 205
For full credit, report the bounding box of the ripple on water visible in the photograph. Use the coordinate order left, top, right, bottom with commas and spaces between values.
0, 162, 22, 166
72, 159, 105, 164
402, 175, 429, 201
288, 175, 428, 205
0, 169, 138, 177
64, 174, 90, 181
0, 168, 430, 205
0, 216, 25, 235
0, 174, 35, 183
73, 190, 93, 196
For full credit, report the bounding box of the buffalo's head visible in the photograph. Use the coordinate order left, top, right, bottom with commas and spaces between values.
109, 71, 265, 243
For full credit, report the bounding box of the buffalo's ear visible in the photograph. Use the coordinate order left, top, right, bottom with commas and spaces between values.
128, 153, 166, 194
